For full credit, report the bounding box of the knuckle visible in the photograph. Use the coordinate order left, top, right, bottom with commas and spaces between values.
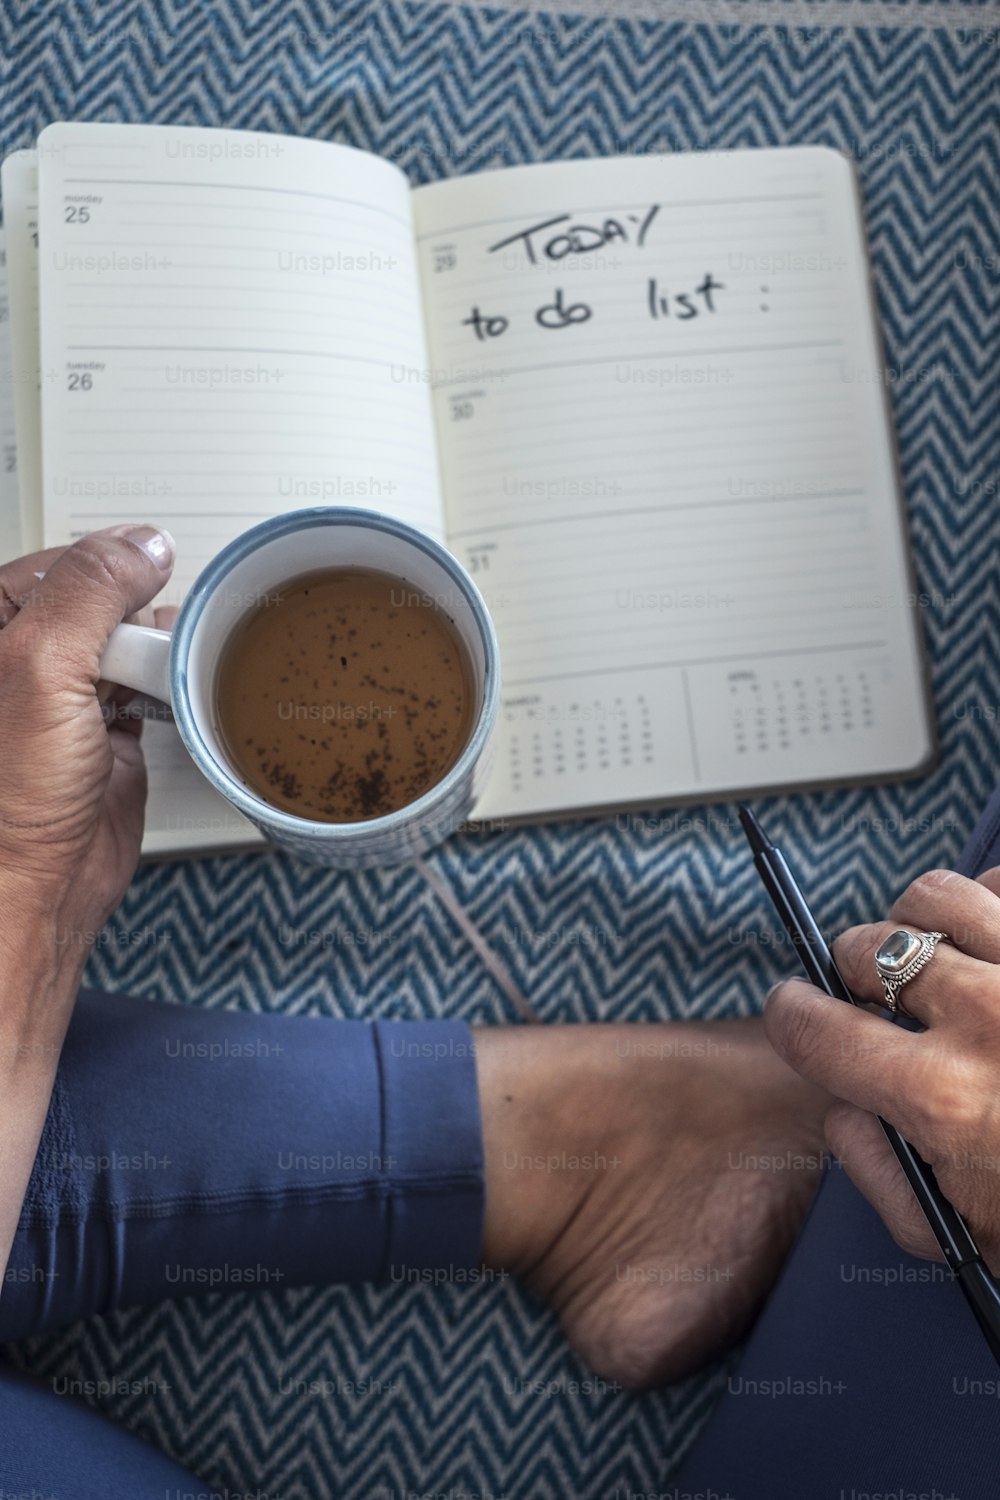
910, 1054, 984, 1149
66, 536, 133, 596
948, 965, 997, 1022
17, 540, 139, 677
5, 632, 62, 696
832, 923, 880, 978
898, 869, 956, 911
3, 602, 97, 696
769, 985, 828, 1068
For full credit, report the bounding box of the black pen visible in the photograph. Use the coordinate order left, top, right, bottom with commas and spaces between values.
739, 802, 1000, 1368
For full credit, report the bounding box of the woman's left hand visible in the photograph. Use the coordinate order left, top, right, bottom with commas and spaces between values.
765, 867, 1000, 1272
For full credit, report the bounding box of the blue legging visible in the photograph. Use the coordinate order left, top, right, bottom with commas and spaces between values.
0, 1005, 484, 1496
6, 785, 1000, 1496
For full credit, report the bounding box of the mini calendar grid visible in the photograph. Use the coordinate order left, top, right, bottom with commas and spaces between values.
728, 668, 877, 757
506, 694, 657, 789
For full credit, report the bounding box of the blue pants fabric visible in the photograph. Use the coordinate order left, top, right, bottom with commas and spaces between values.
673, 781, 1000, 1497
0, 1005, 485, 1496
6, 790, 1000, 1497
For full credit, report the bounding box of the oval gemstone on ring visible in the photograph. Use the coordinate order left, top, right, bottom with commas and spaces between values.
876, 929, 923, 973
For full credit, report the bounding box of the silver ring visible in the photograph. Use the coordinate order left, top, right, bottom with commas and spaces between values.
874, 929, 950, 1015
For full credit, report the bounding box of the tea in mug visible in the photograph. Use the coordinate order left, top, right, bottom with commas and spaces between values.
215, 568, 475, 822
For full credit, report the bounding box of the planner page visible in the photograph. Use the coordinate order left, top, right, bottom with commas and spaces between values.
0, 233, 23, 562
413, 149, 934, 820
37, 122, 444, 590
0, 151, 42, 552
36, 121, 445, 856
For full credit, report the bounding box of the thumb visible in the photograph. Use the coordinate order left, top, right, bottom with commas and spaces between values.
6, 525, 176, 683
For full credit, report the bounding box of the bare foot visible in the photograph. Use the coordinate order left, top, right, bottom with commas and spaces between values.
475, 1019, 828, 1389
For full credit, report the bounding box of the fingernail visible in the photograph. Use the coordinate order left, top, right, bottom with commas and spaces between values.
113, 525, 176, 571
765, 977, 809, 1005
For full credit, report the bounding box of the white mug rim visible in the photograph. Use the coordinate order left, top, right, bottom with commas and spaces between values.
168, 507, 500, 845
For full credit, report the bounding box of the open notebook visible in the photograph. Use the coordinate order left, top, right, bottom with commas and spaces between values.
0, 123, 934, 857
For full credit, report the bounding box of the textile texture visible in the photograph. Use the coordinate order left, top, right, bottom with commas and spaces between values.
1, 0, 997, 1493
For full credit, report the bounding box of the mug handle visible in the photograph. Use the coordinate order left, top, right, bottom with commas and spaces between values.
100, 623, 173, 704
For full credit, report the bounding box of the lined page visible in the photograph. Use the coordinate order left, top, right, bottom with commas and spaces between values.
413, 149, 932, 819
1, 145, 259, 858
36, 122, 447, 859
0, 151, 42, 552
38, 121, 445, 601
0, 233, 22, 561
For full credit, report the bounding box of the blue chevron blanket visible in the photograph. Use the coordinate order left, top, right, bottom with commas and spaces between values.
3, 0, 999, 1494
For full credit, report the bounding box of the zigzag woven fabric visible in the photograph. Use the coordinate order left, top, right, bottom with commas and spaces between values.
2, 0, 999, 1494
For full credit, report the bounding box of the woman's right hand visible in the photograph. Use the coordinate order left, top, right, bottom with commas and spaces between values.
766, 866, 1000, 1274
0, 525, 175, 947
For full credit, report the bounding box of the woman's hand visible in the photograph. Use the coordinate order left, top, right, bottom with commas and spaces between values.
0, 525, 175, 1285
765, 867, 1000, 1272
0, 525, 175, 942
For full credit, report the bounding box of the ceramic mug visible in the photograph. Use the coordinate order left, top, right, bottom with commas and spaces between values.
98, 508, 501, 868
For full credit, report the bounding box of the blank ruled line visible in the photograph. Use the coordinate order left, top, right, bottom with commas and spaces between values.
57, 444, 433, 458
494, 545, 865, 582
66, 319, 424, 338
500, 561, 869, 594
64, 344, 408, 368
125, 221, 406, 238
448, 394, 849, 426
457, 415, 850, 465
466, 367, 848, 394
56, 229, 408, 243
475, 540, 871, 581
66, 282, 416, 302
70, 510, 284, 520
495, 570, 869, 613
502, 640, 891, 687
462, 369, 844, 396
458, 452, 856, 494
503, 603, 877, 645
64, 493, 437, 511
126, 198, 400, 220
65, 419, 431, 437
430, 340, 843, 386
508, 509, 866, 542
452, 423, 851, 462
497, 555, 869, 606
500, 573, 875, 621
65, 394, 416, 413
448, 491, 865, 538
484, 580, 880, 625
453, 387, 851, 419
457, 483, 864, 522
65, 258, 409, 272
500, 537, 869, 570
500, 601, 875, 640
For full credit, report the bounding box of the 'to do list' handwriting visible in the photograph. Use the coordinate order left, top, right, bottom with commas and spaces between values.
459, 204, 740, 342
